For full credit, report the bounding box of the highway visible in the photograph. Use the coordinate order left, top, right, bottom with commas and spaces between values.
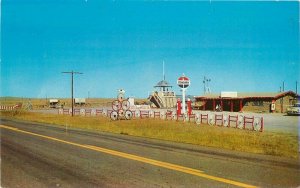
1, 118, 300, 188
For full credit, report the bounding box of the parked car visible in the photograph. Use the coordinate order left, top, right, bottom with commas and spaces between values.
287, 103, 300, 115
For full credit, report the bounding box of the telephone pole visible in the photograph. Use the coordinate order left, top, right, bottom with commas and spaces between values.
203, 76, 211, 94
62, 71, 83, 116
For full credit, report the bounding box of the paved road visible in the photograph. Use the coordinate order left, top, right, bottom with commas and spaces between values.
1, 119, 300, 188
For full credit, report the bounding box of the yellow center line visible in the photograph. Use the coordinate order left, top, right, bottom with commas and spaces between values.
1, 124, 257, 188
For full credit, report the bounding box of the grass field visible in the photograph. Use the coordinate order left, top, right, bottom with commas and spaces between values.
1, 110, 298, 159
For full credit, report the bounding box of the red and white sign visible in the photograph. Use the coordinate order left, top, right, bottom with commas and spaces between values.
177, 76, 190, 88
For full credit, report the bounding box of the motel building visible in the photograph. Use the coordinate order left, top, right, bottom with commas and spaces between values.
194, 91, 299, 113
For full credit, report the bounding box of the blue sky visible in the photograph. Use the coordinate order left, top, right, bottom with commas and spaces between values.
1, 0, 299, 98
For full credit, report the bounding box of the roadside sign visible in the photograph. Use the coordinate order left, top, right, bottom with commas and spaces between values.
177, 74, 190, 115
177, 75, 190, 88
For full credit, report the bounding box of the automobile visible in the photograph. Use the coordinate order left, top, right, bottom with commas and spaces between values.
286, 103, 300, 115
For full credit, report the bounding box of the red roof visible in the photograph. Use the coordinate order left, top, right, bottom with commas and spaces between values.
195, 91, 298, 100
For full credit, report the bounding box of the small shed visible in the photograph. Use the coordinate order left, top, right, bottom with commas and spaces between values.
75, 98, 86, 106
49, 99, 59, 108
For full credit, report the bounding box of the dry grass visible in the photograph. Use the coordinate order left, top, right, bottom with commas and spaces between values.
0, 97, 147, 108
0, 110, 298, 159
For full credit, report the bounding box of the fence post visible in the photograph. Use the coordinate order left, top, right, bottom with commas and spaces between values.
260, 117, 264, 132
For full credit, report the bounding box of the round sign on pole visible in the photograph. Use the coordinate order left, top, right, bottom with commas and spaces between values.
177, 74, 190, 115
177, 75, 190, 88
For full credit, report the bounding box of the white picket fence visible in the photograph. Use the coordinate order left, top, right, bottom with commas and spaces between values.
0, 105, 20, 111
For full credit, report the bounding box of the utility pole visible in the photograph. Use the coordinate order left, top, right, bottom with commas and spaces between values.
203, 76, 206, 94
282, 81, 285, 92
62, 71, 83, 116
296, 81, 298, 94
203, 76, 211, 94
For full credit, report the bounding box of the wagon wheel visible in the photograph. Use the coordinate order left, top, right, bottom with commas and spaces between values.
112, 100, 121, 111
208, 114, 215, 126
254, 117, 262, 131
110, 111, 118, 121
118, 93, 124, 102
223, 115, 229, 127
237, 115, 244, 129
118, 109, 125, 117
125, 110, 133, 120
122, 100, 130, 110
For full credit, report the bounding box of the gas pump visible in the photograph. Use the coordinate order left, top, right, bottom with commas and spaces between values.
176, 98, 182, 115
271, 100, 276, 113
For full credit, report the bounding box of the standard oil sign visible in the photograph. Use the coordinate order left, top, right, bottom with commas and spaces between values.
177, 75, 190, 88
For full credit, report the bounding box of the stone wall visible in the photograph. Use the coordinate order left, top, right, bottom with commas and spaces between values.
242, 100, 271, 113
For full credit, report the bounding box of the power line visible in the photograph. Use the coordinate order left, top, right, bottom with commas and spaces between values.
62, 71, 83, 116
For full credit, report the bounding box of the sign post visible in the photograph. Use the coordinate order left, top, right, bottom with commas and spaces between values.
177, 74, 190, 114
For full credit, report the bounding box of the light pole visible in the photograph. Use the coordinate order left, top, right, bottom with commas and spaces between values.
62, 71, 83, 116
